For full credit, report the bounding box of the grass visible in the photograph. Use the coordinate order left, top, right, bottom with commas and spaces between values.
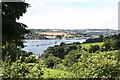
42, 68, 75, 78
67, 35, 81, 38
27, 63, 75, 78
81, 42, 104, 49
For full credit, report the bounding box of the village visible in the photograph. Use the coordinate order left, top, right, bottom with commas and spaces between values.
25, 29, 118, 40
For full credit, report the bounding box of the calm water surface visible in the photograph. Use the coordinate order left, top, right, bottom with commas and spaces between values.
22, 39, 86, 55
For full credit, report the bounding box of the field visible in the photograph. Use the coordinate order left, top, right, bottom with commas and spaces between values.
81, 42, 104, 49
35, 32, 64, 36
42, 68, 75, 78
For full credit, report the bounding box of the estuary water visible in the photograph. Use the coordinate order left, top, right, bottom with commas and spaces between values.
22, 39, 86, 55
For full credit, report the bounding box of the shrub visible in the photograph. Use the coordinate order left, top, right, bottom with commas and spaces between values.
89, 45, 100, 53
1, 58, 44, 79
112, 40, 120, 50
24, 56, 37, 63
55, 63, 68, 71
102, 40, 112, 51
44, 55, 61, 68
71, 51, 119, 78
62, 52, 81, 67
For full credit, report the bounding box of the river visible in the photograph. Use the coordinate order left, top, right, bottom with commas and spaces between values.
22, 39, 86, 55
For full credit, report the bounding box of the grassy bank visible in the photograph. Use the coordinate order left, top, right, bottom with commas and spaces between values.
81, 42, 104, 49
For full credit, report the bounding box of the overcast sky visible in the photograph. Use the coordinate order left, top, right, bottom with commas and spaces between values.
18, 0, 119, 30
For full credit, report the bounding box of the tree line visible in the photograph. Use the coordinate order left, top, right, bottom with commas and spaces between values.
1, 1, 120, 79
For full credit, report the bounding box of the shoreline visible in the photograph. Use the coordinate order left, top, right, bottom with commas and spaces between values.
23, 38, 87, 42
22, 39, 86, 55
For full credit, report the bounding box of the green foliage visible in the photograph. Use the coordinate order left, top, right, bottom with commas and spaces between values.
2, 2, 29, 20
81, 42, 103, 49
2, 60, 30, 78
73, 42, 81, 45
42, 68, 75, 78
2, 1, 30, 61
82, 48, 88, 51
43, 46, 65, 59
2, 42, 29, 62
89, 45, 100, 53
43, 44, 79, 59
2, 2, 30, 47
55, 63, 68, 71
62, 50, 81, 67
105, 33, 120, 40
56, 35, 63, 39
102, 39, 120, 51
1, 58, 44, 79
60, 42, 66, 46
2, 42, 33, 62
102, 40, 112, 51
2, 42, 19, 62
42, 40, 120, 78
71, 51, 119, 78
84, 33, 120, 44
24, 56, 37, 63
112, 40, 120, 50
44, 54, 61, 68
84, 37, 103, 43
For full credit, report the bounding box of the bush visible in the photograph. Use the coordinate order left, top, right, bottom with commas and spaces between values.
62, 51, 81, 67
89, 45, 100, 53
82, 48, 88, 51
112, 40, 120, 50
1, 58, 44, 79
73, 42, 81, 45
102, 40, 120, 51
84, 37, 103, 43
43, 45, 79, 59
55, 63, 68, 71
44, 54, 61, 68
24, 56, 37, 63
71, 51, 119, 78
60, 42, 66, 46
102, 40, 112, 51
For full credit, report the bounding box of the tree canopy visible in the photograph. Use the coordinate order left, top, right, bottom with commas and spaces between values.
2, 1, 30, 61
2, 1, 30, 47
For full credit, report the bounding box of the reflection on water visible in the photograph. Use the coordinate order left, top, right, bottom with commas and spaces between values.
22, 39, 86, 55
